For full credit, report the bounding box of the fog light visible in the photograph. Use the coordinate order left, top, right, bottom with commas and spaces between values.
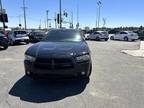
81, 72, 85, 75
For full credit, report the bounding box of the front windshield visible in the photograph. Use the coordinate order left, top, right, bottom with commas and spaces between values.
45, 30, 84, 42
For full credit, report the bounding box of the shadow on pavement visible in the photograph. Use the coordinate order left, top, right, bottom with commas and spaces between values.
0, 48, 4, 51
9, 76, 88, 103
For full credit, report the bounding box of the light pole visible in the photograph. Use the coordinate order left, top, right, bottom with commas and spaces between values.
76, 4, 79, 29
71, 11, 73, 28
46, 10, 49, 30
59, 0, 62, 28
22, 0, 27, 30
0, 0, 5, 30
54, 12, 57, 28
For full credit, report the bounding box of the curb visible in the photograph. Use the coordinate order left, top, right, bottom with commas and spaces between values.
121, 41, 144, 57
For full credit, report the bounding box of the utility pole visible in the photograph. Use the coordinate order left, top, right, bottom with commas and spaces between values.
0, 0, 5, 30
71, 11, 73, 28
59, 0, 62, 28
76, 4, 79, 29
19, 15, 21, 25
22, 0, 27, 30
55, 12, 57, 28
46, 10, 49, 30
102, 18, 106, 28
19, 15, 22, 29
96, 0, 98, 29
39, 19, 41, 29
44, 19, 46, 29
97, 0, 102, 28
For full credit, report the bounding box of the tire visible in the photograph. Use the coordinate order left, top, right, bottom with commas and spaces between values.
110, 36, 114, 40
26, 40, 29, 44
105, 38, 108, 41
87, 64, 92, 78
3, 45, 8, 50
96, 37, 100, 41
124, 37, 128, 41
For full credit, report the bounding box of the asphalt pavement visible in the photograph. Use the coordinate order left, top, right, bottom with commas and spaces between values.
0, 40, 144, 108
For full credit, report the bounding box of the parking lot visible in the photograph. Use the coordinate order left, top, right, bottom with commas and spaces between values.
0, 40, 144, 108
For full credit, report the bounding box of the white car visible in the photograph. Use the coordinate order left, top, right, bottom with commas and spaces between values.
8, 30, 29, 45
110, 31, 139, 41
88, 31, 109, 41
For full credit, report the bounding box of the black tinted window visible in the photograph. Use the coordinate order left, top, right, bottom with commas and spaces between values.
120, 32, 127, 34
94, 32, 99, 34
45, 30, 83, 42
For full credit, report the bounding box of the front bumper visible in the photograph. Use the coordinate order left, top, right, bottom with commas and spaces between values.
15, 39, 29, 43
24, 60, 91, 79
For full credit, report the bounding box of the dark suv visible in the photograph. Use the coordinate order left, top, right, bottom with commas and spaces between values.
0, 33, 9, 50
28, 31, 46, 42
24, 29, 92, 79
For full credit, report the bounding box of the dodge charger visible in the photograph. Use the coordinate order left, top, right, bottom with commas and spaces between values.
24, 29, 92, 79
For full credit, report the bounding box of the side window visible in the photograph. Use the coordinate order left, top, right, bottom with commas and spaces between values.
120, 32, 127, 34
94, 32, 99, 35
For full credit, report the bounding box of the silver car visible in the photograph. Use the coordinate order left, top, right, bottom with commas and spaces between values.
8, 30, 29, 45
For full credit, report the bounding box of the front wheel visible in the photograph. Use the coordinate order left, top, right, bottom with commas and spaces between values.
105, 38, 109, 41
124, 37, 128, 41
26, 40, 29, 44
95, 37, 100, 41
3, 45, 8, 50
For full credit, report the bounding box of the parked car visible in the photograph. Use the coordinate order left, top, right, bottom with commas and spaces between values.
137, 31, 144, 40
0, 33, 9, 50
8, 30, 29, 45
88, 31, 109, 41
110, 31, 139, 41
24, 29, 92, 79
28, 31, 46, 42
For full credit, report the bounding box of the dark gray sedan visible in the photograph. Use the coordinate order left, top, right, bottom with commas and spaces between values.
24, 29, 92, 79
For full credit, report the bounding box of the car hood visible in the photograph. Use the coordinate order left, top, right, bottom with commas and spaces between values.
26, 41, 89, 58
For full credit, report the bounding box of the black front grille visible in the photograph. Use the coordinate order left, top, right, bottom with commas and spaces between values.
34, 58, 73, 70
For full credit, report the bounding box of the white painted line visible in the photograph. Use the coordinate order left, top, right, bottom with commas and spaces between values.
121, 41, 144, 57
140, 41, 144, 50
0, 58, 22, 62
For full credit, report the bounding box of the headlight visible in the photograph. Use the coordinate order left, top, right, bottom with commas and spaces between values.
76, 54, 90, 62
25, 55, 36, 62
